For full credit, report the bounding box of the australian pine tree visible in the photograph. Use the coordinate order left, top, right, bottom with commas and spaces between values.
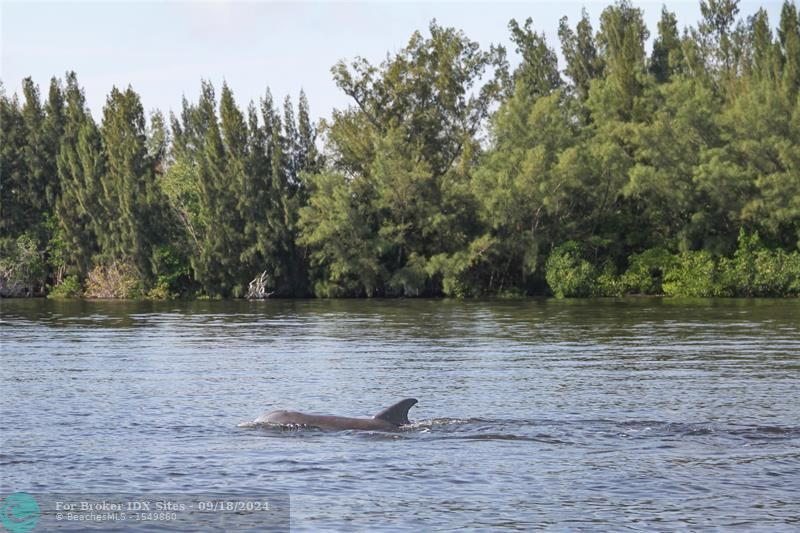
55, 72, 105, 277
97, 86, 166, 281
650, 7, 683, 82
471, 17, 573, 294
0, 84, 28, 239
558, 8, 604, 125
299, 21, 507, 296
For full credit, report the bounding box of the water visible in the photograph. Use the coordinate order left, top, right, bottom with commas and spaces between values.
1, 298, 799, 531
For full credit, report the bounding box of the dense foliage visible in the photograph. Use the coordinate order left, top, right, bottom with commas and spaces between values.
2, 1, 799, 298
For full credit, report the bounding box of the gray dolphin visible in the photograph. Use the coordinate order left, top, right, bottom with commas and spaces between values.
250, 398, 418, 431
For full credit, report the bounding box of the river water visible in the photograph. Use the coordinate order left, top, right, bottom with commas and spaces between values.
1, 298, 799, 531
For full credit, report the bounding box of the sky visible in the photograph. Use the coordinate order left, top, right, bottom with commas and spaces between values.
0, 0, 786, 124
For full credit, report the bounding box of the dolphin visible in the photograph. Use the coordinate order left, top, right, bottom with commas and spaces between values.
249, 398, 418, 431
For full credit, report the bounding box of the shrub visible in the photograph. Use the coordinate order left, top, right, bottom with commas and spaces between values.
713, 230, 800, 296
747, 248, 800, 296
146, 279, 174, 300
663, 250, 722, 297
150, 245, 193, 298
545, 241, 595, 298
0, 234, 47, 297
44, 215, 70, 286
84, 262, 144, 299
719, 229, 761, 296
620, 247, 674, 295
787, 252, 800, 295
594, 262, 624, 297
48, 275, 83, 299
496, 288, 527, 299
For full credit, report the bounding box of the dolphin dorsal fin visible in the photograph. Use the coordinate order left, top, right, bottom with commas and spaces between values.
373, 398, 418, 426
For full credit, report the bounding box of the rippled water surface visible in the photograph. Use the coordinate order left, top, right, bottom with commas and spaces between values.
2, 298, 799, 531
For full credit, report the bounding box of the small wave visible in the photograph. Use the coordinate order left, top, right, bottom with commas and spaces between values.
445, 433, 570, 444
728, 425, 800, 440
0, 458, 39, 466
597, 420, 800, 442
237, 421, 309, 431
237, 417, 800, 446
351, 431, 409, 440
615, 421, 716, 437
406, 417, 482, 429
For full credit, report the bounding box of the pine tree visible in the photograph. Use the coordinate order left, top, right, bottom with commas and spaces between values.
558, 9, 603, 102
508, 18, 562, 101
239, 100, 272, 277
55, 72, 104, 275
282, 95, 299, 189
99, 86, 162, 280
596, 0, 650, 120
749, 9, 779, 82
302, 21, 506, 296
696, 0, 741, 78
0, 85, 28, 237
778, 1, 800, 96
216, 82, 248, 293
297, 89, 320, 178
42, 78, 66, 209
147, 110, 169, 174
194, 81, 228, 294
20, 78, 48, 227
650, 7, 683, 82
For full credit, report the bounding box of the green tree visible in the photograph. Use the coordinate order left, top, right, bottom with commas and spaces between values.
298, 171, 384, 297
42, 78, 66, 210
625, 78, 720, 251
147, 109, 169, 173
509, 18, 562, 100
471, 21, 575, 293
0, 85, 28, 237
594, 0, 650, 121
297, 89, 321, 177
301, 21, 506, 296
748, 9, 780, 82
558, 9, 604, 103
20, 77, 48, 225
195, 82, 232, 294
98, 85, 165, 282
778, 1, 800, 97
650, 7, 683, 82
55, 72, 104, 276
696, 0, 741, 78
726, 78, 800, 249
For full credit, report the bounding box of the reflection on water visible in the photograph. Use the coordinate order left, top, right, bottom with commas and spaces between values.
2, 298, 799, 530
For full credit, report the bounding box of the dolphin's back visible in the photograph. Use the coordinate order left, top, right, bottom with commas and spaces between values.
253, 410, 297, 425
257, 410, 396, 430
252, 399, 418, 431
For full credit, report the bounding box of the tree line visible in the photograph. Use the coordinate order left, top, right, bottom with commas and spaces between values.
1, 0, 799, 299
